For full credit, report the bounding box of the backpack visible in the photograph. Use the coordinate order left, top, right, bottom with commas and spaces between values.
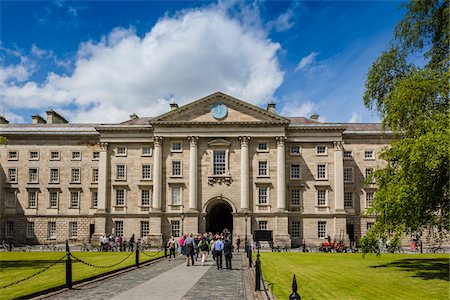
201, 240, 208, 251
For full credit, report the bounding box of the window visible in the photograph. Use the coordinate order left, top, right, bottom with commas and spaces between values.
92, 151, 100, 160
116, 147, 127, 156
258, 187, 268, 205
116, 189, 125, 206
71, 151, 81, 160
5, 222, 13, 237
318, 221, 327, 238
290, 164, 300, 179
142, 147, 152, 156
140, 221, 149, 237
70, 191, 80, 208
28, 191, 38, 208
27, 222, 35, 238
71, 168, 81, 183
171, 220, 180, 237
317, 190, 326, 206
29, 151, 39, 160
366, 192, 374, 208
142, 164, 152, 179
290, 145, 301, 155
344, 192, 353, 208
344, 151, 352, 158
172, 160, 182, 177
8, 151, 18, 160
258, 221, 268, 230
115, 221, 124, 236
171, 142, 182, 152
291, 189, 301, 206
344, 168, 353, 183
213, 151, 226, 175
257, 142, 268, 152
317, 164, 327, 179
8, 168, 17, 183
364, 150, 374, 160
50, 151, 60, 160
50, 168, 59, 183
291, 221, 300, 238
92, 168, 99, 183
258, 161, 268, 177
6, 191, 16, 207
49, 191, 58, 208
367, 222, 374, 230
141, 189, 151, 206
29, 168, 39, 183
171, 186, 181, 205
92, 191, 98, 208
116, 164, 126, 180
69, 222, 78, 238
316, 146, 327, 155
48, 222, 56, 239
365, 168, 373, 179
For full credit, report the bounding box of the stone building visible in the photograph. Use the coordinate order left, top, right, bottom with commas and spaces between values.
0, 92, 391, 247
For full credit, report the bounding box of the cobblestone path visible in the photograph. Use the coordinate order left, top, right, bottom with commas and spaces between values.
43, 253, 246, 300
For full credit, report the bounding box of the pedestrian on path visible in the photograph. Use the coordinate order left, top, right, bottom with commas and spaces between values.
167, 236, 177, 261
184, 233, 195, 266
198, 237, 210, 266
214, 236, 224, 270
129, 234, 135, 252
235, 235, 241, 252
224, 238, 233, 270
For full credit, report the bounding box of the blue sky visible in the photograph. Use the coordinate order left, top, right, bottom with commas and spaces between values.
0, 0, 406, 123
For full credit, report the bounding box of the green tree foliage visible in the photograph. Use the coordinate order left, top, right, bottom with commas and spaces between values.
0, 136, 6, 144
361, 0, 449, 252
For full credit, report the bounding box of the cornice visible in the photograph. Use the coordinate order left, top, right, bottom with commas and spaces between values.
152, 121, 288, 126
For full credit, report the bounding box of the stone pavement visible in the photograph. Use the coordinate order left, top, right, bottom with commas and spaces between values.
43, 253, 247, 300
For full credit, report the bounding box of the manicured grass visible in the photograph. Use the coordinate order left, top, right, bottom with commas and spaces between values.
0, 251, 164, 300
258, 253, 449, 300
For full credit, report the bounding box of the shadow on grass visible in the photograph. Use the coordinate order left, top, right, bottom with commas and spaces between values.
372, 258, 449, 281
0, 260, 65, 270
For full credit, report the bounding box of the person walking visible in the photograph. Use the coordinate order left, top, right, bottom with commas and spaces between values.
167, 236, 177, 261
184, 233, 195, 266
213, 236, 224, 270
129, 234, 135, 252
198, 237, 210, 266
224, 238, 233, 270
235, 235, 241, 252
179, 234, 185, 256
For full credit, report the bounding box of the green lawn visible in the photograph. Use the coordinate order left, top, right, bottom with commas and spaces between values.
258, 253, 450, 300
0, 251, 164, 300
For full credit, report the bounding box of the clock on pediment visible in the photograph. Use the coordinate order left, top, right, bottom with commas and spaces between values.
211, 103, 228, 120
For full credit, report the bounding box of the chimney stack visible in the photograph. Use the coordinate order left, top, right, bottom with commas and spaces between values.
169, 102, 179, 111
310, 114, 319, 121
32, 114, 47, 124
130, 113, 139, 120
46, 109, 68, 124
267, 102, 276, 113
0, 115, 9, 124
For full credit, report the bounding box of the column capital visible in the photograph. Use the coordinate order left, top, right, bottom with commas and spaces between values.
334, 140, 344, 151
188, 136, 199, 147
239, 136, 251, 147
276, 136, 287, 146
153, 136, 163, 147
99, 142, 108, 150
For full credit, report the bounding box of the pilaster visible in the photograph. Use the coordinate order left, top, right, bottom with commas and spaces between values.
188, 136, 199, 212
334, 141, 345, 213
276, 136, 287, 211
152, 136, 162, 212
239, 136, 250, 211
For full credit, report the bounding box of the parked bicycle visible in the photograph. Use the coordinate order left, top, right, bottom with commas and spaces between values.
426, 246, 445, 254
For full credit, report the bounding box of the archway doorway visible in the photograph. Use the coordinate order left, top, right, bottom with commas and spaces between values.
205, 201, 233, 234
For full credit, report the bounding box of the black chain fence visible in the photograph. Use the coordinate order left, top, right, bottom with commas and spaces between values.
70, 251, 134, 269
0, 254, 66, 289
139, 249, 163, 258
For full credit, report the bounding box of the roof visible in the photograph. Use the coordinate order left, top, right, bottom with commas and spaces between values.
120, 117, 153, 125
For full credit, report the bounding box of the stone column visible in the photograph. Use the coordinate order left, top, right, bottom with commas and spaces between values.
94, 142, 108, 239
152, 136, 162, 211
188, 136, 199, 211
276, 137, 286, 211
334, 141, 345, 212
239, 136, 250, 211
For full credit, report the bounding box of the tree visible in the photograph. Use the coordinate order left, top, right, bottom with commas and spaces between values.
361, 0, 449, 252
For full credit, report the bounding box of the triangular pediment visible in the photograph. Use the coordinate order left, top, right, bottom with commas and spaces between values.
150, 92, 289, 125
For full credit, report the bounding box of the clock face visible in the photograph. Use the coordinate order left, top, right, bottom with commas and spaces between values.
211, 103, 228, 120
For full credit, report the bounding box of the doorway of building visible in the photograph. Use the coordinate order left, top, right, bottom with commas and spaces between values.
205, 201, 233, 234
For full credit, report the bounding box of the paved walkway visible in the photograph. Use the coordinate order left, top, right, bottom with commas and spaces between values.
44, 253, 246, 300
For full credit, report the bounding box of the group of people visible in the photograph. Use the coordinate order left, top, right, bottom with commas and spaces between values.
167, 231, 240, 270
98, 233, 137, 252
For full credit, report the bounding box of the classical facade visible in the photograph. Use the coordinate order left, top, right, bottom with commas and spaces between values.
0, 92, 391, 247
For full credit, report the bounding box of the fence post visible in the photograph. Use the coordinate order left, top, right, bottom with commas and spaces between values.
135, 246, 140, 268
248, 245, 253, 268
65, 240, 73, 289
255, 248, 261, 291
289, 274, 301, 300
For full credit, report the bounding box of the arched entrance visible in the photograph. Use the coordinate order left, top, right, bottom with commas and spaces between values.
205, 200, 233, 234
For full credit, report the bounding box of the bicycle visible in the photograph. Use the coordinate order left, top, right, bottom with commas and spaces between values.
426, 246, 445, 254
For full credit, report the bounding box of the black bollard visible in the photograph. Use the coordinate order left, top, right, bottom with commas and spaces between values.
289, 274, 301, 300
255, 249, 261, 291
248, 247, 253, 268
65, 240, 73, 289
135, 247, 140, 268
164, 243, 167, 258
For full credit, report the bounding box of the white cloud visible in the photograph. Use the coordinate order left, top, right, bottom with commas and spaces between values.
269, 9, 295, 32
349, 112, 362, 123
294, 52, 318, 72
0, 5, 283, 123
280, 101, 317, 117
